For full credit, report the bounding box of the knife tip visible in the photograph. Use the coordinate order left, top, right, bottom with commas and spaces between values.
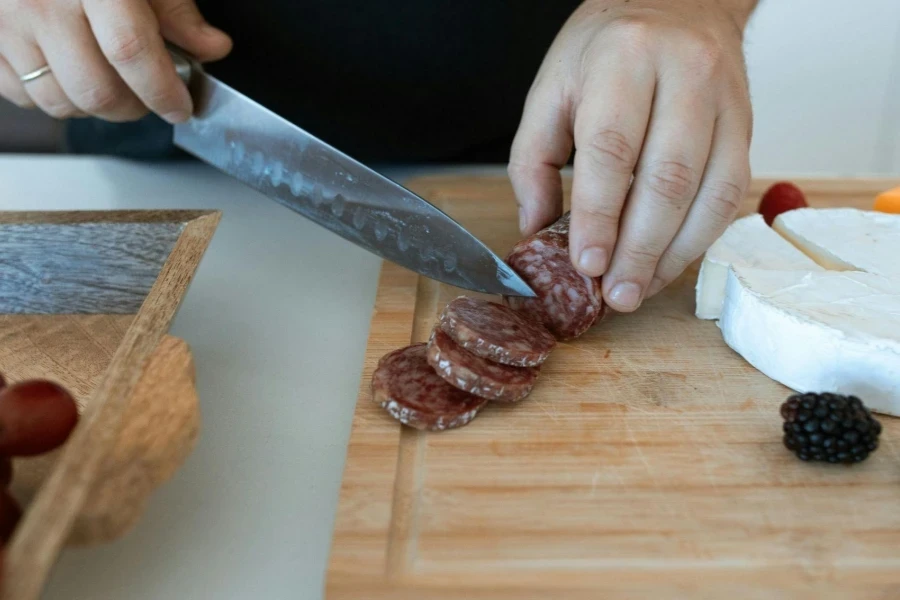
502, 285, 538, 298
494, 264, 537, 298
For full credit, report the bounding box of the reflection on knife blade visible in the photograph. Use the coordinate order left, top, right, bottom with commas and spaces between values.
222, 135, 479, 282
173, 72, 535, 298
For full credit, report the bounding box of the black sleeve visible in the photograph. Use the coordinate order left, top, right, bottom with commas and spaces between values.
68, 1, 582, 163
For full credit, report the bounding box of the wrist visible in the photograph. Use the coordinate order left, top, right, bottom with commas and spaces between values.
713, 0, 759, 32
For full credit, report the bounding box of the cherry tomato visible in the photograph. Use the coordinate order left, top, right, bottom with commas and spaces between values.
0, 380, 79, 456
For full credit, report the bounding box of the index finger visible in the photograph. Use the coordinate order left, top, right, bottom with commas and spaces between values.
85, 0, 192, 123
569, 51, 655, 278
508, 76, 573, 236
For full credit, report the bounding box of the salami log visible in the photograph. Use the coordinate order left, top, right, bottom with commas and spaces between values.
546, 210, 571, 234
427, 327, 539, 403
504, 212, 606, 340
439, 296, 556, 367
371, 343, 487, 431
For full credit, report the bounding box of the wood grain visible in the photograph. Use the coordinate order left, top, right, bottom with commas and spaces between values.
2, 329, 199, 546
326, 177, 900, 599
0, 314, 135, 400
0, 211, 200, 315
0, 210, 220, 600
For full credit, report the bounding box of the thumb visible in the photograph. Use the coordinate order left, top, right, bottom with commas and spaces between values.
151, 0, 233, 63
508, 79, 573, 236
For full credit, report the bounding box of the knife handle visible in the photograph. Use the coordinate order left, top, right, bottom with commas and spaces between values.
166, 43, 201, 86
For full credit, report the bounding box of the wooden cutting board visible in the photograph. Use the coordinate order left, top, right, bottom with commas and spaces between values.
326, 177, 900, 599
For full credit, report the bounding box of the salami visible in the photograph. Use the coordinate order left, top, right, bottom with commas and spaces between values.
426, 327, 539, 403
439, 296, 556, 367
503, 212, 605, 340
545, 210, 571, 235
371, 343, 487, 431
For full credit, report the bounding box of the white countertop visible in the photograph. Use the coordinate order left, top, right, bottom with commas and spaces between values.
0, 156, 506, 600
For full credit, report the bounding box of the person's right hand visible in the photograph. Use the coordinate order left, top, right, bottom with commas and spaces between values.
0, 0, 231, 123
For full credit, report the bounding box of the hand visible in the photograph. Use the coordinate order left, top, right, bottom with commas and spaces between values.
0, 0, 231, 123
509, 0, 754, 312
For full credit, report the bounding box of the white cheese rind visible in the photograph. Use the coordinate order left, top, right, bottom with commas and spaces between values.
773, 207, 900, 276
695, 214, 822, 320
719, 267, 900, 416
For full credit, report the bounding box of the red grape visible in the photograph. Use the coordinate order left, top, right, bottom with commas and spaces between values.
0, 380, 79, 456
0, 372, 6, 391
0, 491, 20, 543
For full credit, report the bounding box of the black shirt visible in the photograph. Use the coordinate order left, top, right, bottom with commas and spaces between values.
66, 1, 582, 163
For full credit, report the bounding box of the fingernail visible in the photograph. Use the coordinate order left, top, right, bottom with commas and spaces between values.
518, 207, 528, 233
609, 282, 643, 311
162, 110, 190, 124
577, 247, 608, 276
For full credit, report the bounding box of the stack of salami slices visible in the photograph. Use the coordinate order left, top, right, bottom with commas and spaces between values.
372, 212, 607, 431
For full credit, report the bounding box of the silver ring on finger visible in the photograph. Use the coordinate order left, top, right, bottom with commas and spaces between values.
19, 65, 51, 83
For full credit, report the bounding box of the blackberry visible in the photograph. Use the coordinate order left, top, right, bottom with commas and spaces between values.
781, 393, 882, 463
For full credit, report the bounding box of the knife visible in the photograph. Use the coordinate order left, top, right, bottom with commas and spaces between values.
166, 47, 535, 298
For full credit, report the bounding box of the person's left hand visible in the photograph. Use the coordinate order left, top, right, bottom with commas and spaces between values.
508, 0, 754, 313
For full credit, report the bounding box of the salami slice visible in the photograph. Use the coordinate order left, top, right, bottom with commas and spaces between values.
372, 344, 487, 431
439, 296, 555, 367
426, 327, 539, 403
504, 212, 605, 340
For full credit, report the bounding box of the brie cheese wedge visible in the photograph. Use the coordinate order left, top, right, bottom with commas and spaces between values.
773, 208, 900, 277
720, 266, 900, 416
695, 214, 822, 320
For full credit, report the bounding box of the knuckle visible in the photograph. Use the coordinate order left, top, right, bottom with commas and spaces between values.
507, 161, 547, 193
508, 158, 560, 186
575, 204, 619, 231
646, 159, 696, 205
27, 0, 53, 19
41, 99, 77, 119
0, 0, 25, 20
74, 82, 121, 114
660, 246, 696, 270
702, 178, 746, 222
680, 33, 723, 78
507, 160, 533, 181
581, 128, 638, 174
104, 29, 153, 66
607, 17, 655, 52
621, 244, 662, 268
143, 85, 183, 113
648, 274, 669, 293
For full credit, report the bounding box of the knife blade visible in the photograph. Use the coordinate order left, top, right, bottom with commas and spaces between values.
168, 48, 535, 298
